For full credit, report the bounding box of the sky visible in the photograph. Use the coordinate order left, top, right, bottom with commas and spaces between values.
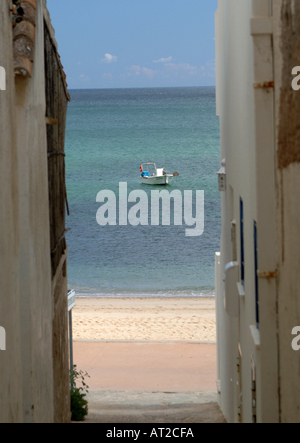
47, 0, 218, 89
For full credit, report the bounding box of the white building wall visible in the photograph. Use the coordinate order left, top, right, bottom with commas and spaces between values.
215, 0, 279, 423
215, 0, 257, 423
251, 0, 279, 423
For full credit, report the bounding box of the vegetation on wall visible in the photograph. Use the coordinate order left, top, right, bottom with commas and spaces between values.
70, 366, 90, 422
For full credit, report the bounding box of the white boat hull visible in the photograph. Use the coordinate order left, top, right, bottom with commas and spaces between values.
141, 174, 173, 185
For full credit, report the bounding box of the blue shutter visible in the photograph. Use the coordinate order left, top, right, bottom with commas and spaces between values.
240, 198, 245, 286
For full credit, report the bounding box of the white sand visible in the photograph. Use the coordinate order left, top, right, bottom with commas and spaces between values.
72, 297, 216, 342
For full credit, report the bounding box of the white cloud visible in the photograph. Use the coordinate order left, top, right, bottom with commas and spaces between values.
79, 74, 90, 83
164, 62, 197, 75
122, 59, 215, 83
153, 56, 173, 63
163, 60, 215, 78
125, 65, 157, 79
127, 65, 141, 76
101, 53, 118, 64
199, 60, 216, 78
141, 67, 155, 79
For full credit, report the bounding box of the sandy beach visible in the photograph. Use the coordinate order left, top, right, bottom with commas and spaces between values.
72, 297, 216, 342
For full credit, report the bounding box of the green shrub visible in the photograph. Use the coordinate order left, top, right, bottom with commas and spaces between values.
70, 365, 90, 422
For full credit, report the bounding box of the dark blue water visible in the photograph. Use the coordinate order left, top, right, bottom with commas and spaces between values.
65, 87, 221, 297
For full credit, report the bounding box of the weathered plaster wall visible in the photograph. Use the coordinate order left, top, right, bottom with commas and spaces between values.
15, 0, 54, 423
52, 252, 70, 423
277, 1, 300, 169
0, 0, 70, 423
0, 0, 23, 423
274, 0, 300, 423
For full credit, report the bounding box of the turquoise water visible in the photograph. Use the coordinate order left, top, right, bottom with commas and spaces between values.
65, 87, 221, 297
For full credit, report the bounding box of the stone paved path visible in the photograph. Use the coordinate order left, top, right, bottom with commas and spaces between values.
77, 391, 226, 424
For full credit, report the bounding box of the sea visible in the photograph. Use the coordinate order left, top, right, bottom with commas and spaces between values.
65, 86, 221, 298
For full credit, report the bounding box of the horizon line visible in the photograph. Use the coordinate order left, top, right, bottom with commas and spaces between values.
67, 84, 216, 91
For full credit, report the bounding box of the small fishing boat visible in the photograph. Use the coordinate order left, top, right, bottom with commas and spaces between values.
140, 161, 179, 185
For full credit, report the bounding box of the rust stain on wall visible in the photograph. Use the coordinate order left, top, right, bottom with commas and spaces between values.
278, 0, 300, 170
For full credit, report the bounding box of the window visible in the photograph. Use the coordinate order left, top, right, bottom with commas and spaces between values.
240, 198, 245, 286
254, 221, 259, 329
